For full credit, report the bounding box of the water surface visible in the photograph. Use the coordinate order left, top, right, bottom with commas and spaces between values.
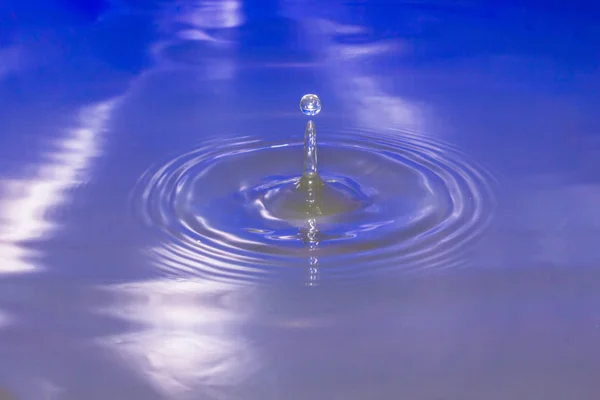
1, 1, 600, 399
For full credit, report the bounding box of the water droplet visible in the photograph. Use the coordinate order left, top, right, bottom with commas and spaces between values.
300, 94, 322, 116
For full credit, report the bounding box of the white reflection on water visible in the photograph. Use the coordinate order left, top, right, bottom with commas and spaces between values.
0, 101, 115, 274
178, 29, 220, 42
0, 309, 9, 328
315, 19, 365, 35
349, 75, 420, 127
149, 0, 239, 83
176, 0, 244, 29
97, 279, 263, 398
315, 18, 423, 130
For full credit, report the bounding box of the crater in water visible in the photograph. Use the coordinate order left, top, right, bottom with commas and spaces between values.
130, 123, 496, 283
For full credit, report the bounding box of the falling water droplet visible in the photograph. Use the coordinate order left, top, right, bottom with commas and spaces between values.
300, 94, 322, 116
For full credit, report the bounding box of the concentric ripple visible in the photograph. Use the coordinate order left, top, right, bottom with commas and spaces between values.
131, 128, 496, 282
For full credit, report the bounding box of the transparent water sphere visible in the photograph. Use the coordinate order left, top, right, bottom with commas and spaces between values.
300, 94, 322, 116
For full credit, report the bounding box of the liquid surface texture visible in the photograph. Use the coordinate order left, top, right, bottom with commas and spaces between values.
1, 1, 600, 400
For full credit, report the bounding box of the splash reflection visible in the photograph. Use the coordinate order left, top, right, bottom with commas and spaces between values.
0, 101, 115, 274
301, 218, 321, 286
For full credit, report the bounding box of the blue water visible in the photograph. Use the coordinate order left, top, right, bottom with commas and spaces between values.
1, 1, 600, 399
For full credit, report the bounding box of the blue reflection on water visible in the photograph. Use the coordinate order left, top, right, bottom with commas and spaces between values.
1, 1, 600, 399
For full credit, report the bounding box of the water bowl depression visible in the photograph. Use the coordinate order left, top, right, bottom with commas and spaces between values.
131, 96, 496, 283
